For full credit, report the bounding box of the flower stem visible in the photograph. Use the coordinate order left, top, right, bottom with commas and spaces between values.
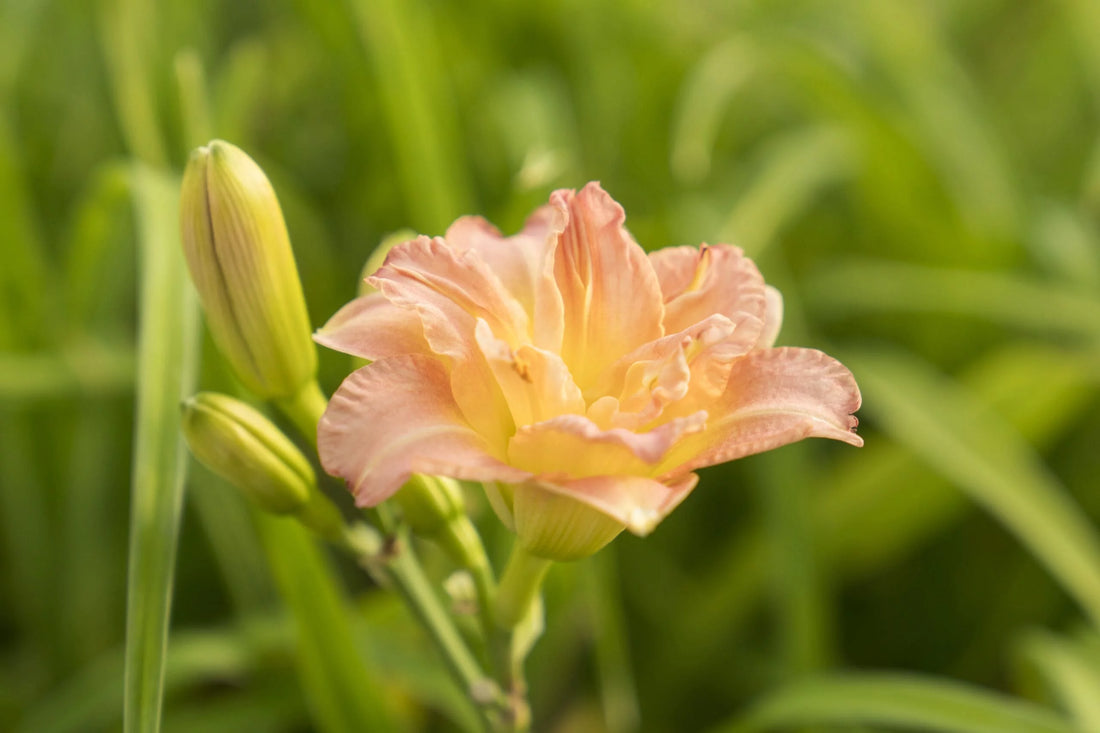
275, 379, 328, 449
494, 545, 551, 630
488, 545, 551, 731
279, 384, 506, 730
343, 521, 505, 731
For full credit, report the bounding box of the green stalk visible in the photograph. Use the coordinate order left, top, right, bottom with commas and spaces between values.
490, 544, 552, 732
275, 379, 329, 450
123, 165, 200, 733
493, 546, 551, 631
278, 381, 504, 730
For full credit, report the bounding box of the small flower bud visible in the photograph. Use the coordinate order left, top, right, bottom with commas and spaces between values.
443, 570, 478, 616
182, 392, 343, 539
182, 392, 312, 512
179, 140, 316, 400
395, 474, 466, 537
396, 475, 491, 572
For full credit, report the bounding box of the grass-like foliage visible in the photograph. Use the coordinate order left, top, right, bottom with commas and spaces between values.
2, 1, 1099, 731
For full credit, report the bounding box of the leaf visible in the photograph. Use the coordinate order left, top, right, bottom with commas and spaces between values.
719, 125, 853, 257
123, 164, 201, 733
847, 347, 1100, 629
806, 259, 1100, 342
714, 673, 1077, 733
652, 343, 1097, 682
0, 111, 48, 347
19, 621, 299, 733
256, 514, 399, 733
1019, 630, 1100, 731
97, 0, 167, 166
584, 550, 641, 733
342, 0, 472, 231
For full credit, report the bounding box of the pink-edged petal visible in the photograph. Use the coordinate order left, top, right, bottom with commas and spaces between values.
314, 292, 430, 360
524, 472, 700, 536
446, 210, 566, 352
474, 319, 585, 428
369, 237, 528, 449
318, 355, 524, 507
552, 183, 665, 388
649, 244, 767, 337
508, 412, 707, 478
759, 285, 784, 348
370, 235, 530, 357
662, 347, 862, 475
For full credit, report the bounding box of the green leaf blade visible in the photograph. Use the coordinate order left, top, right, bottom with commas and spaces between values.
718, 673, 1077, 733
123, 165, 200, 733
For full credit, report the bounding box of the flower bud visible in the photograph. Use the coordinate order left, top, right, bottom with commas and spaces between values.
396, 475, 490, 572
179, 140, 316, 400
182, 392, 343, 539
487, 482, 625, 562
395, 474, 466, 537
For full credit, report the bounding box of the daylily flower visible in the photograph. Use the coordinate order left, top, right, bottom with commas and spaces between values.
317, 183, 861, 560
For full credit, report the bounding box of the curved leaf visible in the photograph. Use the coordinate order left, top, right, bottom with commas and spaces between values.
715, 673, 1076, 733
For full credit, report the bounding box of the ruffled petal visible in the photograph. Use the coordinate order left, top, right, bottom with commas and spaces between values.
663, 347, 862, 475
508, 412, 707, 478
586, 313, 761, 427
369, 236, 528, 448
648, 244, 767, 338
552, 183, 665, 388
314, 293, 430, 360
370, 235, 530, 357
318, 355, 524, 507
529, 472, 699, 536
446, 209, 565, 352
475, 319, 585, 428
759, 285, 784, 349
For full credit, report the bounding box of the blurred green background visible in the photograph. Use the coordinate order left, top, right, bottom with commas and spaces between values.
3, 0, 1100, 731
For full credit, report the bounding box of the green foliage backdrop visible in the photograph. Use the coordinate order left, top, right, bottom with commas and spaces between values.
2, 0, 1099, 731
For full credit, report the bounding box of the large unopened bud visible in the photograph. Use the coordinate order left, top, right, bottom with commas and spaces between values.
182, 392, 343, 540
179, 140, 316, 400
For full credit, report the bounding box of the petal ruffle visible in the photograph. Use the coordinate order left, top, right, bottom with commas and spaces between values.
313, 292, 430, 360
370, 235, 530, 356
758, 285, 784, 349
318, 355, 524, 507
370, 236, 528, 448
553, 183, 665, 388
586, 313, 761, 427
663, 347, 862, 475
648, 244, 767, 338
446, 209, 565, 352
508, 412, 707, 478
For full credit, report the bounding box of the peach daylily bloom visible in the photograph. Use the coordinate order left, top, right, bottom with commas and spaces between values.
317, 183, 861, 558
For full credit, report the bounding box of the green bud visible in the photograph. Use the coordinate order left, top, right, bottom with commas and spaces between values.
395, 474, 466, 537
182, 392, 343, 540
396, 475, 491, 573
179, 140, 316, 400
